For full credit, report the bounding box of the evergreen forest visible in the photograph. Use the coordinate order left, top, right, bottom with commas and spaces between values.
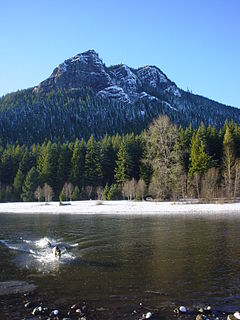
0, 87, 240, 146
0, 115, 240, 203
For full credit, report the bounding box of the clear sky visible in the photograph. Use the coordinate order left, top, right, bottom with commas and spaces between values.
0, 0, 239, 107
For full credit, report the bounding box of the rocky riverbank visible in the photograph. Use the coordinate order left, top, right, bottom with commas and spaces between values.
0, 282, 239, 320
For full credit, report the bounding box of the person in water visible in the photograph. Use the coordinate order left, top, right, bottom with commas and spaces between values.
52, 245, 61, 257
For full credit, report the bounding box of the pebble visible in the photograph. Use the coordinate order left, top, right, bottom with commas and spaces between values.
32, 306, 43, 315
50, 309, 59, 316
174, 305, 187, 313
139, 312, 153, 319
145, 311, 152, 318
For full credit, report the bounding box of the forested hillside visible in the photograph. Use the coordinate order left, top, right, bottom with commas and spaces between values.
0, 116, 239, 202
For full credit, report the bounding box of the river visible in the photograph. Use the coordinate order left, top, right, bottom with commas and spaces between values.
0, 212, 240, 319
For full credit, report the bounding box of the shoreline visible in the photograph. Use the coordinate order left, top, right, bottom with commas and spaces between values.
0, 200, 239, 215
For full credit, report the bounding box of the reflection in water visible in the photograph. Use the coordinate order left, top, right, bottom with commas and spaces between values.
1, 212, 240, 318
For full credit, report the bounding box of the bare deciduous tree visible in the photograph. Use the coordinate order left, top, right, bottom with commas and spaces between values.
172, 173, 188, 200
234, 158, 240, 198
42, 183, 54, 203
145, 115, 183, 200
136, 178, 146, 200
85, 185, 93, 200
122, 178, 136, 200
201, 167, 219, 200
34, 186, 42, 202
61, 182, 74, 201
96, 186, 104, 200
188, 172, 201, 199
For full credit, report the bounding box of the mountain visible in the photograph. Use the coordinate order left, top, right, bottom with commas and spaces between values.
34, 49, 181, 104
0, 49, 239, 145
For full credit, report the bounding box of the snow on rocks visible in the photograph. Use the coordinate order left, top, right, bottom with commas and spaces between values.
137, 66, 168, 87
165, 84, 181, 97
138, 91, 159, 101
97, 85, 131, 103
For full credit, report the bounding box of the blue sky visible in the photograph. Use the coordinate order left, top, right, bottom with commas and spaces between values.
0, 0, 239, 107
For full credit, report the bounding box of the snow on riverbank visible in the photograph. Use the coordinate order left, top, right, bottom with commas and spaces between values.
0, 200, 239, 215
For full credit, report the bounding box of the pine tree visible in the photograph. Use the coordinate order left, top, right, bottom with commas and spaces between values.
222, 126, 235, 197
13, 169, 24, 199
114, 138, 132, 185
56, 143, 72, 194
107, 184, 122, 200
21, 167, 39, 201
100, 135, 115, 186
84, 135, 102, 187
40, 142, 58, 189
72, 186, 80, 201
188, 129, 211, 197
70, 138, 86, 188
189, 129, 211, 179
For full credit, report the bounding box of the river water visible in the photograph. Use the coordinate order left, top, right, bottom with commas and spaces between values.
0, 212, 240, 319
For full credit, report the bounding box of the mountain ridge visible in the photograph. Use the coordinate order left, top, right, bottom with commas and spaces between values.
0, 49, 239, 145
34, 49, 182, 105
33, 49, 235, 109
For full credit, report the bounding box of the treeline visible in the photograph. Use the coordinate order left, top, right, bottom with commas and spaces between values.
1, 87, 240, 147
0, 115, 240, 202
0, 88, 170, 145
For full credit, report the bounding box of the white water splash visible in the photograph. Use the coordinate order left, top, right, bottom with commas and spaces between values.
0, 237, 77, 273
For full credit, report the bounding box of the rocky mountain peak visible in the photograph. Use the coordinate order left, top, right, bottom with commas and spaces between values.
34, 49, 181, 103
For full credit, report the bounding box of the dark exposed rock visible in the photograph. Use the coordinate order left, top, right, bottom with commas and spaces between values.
35, 50, 112, 93
197, 305, 212, 315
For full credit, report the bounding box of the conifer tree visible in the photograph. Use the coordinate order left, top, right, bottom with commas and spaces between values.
207, 125, 221, 162
21, 167, 39, 201
189, 129, 211, 179
84, 135, 102, 187
40, 142, 58, 189
114, 138, 132, 185
72, 186, 80, 201
70, 138, 86, 188
100, 135, 115, 185
56, 143, 72, 194
188, 129, 211, 197
13, 169, 24, 199
222, 126, 235, 197
19, 149, 36, 176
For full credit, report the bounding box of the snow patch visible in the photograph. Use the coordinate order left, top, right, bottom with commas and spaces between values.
139, 91, 158, 101
59, 62, 68, 73
137, 66, 168, 87
0, 201, 240, 215
162, 101, 178, 111
97, 86, 130, 103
